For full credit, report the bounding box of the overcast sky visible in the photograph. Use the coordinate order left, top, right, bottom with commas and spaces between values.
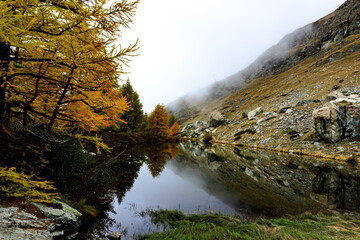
120, 0, 346, 113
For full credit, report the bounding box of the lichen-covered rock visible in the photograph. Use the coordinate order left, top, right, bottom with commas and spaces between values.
0, 200, 82, 240
313, 103, 345, 142
345, 104, 360, 138
209, 111, 225, 127
0, 206, 56, 240
313, 98, 360, 142
32, 200, 82, 239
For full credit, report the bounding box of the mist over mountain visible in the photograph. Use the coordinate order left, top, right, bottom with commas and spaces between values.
167, 0, 360, 123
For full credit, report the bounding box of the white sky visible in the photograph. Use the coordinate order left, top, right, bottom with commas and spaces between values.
120, 0, 346, 113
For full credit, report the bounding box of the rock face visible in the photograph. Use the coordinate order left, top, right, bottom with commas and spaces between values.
0, 200, 82, 240
209, 111, 225, 127
313, 92, 360, 142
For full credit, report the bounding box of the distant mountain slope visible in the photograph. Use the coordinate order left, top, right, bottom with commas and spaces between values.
167, 0, 360, 123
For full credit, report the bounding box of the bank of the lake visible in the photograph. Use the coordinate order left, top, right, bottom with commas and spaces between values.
140, 210, 360, 240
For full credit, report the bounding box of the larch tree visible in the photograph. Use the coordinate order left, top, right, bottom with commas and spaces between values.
0, 0, 140, 166
0, 0, 139, 135
169, 122, 181, 141
147, 104, 170, 142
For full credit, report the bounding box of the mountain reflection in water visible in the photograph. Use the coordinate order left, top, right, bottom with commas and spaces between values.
78, 142, 360, 239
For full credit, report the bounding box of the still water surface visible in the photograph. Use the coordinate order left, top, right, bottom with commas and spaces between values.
80, 142, 360, 239
108, 160, 238, 237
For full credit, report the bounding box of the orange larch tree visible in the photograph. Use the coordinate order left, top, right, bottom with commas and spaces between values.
169, 122, 181, 141
147, 104, 170, 142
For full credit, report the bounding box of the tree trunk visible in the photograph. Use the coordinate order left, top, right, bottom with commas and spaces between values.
0, 42, 10, 124
47, 68, 75, 132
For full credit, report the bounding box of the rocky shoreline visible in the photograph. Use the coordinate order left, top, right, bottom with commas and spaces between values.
181, 90, 360, 163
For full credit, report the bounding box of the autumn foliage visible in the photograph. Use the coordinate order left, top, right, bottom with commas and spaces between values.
0, 167, 59, 203
0, 0, 139, 135
0, 0, 140, 202
169, 122, 181, 141
146, 104, 181, 143
147, 104, 170, 142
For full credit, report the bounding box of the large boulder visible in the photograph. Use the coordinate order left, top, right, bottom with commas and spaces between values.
325, 91, 346, 102
345, 104, 360, 138
209, 111, 225, 127
313, 92, 360, 142
0, 200, 82, 240
313, 103, 346, 142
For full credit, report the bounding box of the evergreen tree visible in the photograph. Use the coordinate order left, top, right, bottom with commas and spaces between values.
118, 79, 146, 136
147, 104, 170, 142
168, 114, 177, 128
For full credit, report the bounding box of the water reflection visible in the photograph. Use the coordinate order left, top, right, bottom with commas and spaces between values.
78, 142, 360, 239
313, 167, 360, 210
145, 144, 171, 177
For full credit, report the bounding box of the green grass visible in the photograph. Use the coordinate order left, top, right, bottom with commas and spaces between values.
140, 210, 360, 240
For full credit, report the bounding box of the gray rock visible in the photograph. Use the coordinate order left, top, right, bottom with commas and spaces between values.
283, 180, 290, 187
181, 124, 195, 133
296, 99, 321, 106
0, 201, 82, 240
313, 101, 360, 142
256, 117, 266, 125
234, 128, 256, 141
107, 231, 122, 240
245, 168, 254, 178
32, 200, 81, 232
313, 103, 346, 142
194, 121, 207, 129
259, 138, 273, 146
248, 107, 263, 120
209, 111, 226, 127
325, 91, 346, 102
279, 106, 291, 113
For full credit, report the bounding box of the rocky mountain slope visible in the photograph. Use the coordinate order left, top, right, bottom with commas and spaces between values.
168, 0, 360, 160
168, 0, 360, 119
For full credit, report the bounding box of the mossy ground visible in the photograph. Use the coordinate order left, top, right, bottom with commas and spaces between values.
140, 210, 360, 240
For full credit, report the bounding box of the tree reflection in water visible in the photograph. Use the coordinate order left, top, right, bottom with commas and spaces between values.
77, 143, 179, 239
146, 143, 180, 177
